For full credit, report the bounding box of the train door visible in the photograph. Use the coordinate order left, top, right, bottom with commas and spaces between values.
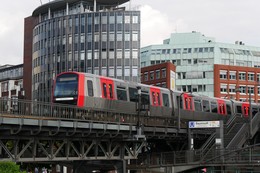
100, 78, 115, 100
242, 103, 249, 117
183, 93, 193, 111
150, 87, 161, 106
217, 99, 226, 115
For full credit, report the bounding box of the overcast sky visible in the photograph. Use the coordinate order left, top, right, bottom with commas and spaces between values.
1, 0, 260, 65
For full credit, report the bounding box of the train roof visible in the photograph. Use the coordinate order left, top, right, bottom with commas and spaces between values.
57, 71, 170, 91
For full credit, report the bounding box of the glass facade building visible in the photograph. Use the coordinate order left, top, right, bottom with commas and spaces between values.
31, 0, 140, 102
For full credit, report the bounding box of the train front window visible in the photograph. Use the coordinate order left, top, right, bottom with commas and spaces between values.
54, 74, 78, 97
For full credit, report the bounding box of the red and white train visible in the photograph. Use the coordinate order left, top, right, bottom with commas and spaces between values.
52, 72, 259, 123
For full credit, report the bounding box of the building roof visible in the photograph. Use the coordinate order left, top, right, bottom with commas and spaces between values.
32, 0, 129, 16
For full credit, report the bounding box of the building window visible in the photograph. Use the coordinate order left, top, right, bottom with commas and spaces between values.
229, 84, 236, 93
229, 71, 236, 80
1, 82, 8, 92
220, 84, 227, 93
248, 73, 254, 81
144, 72, 148, 81
192, 85, 198, 92
220, 70, 227, 79
258, 86, 260, 95
257, 73, 260, 82
161, 82, 166, 88
150, 71, 154, 80
182, 85, 187, 92
239, 72, 246, 80
177, 73, 181, 79
248, 86, 254, 94
181, 72, 186, 79
162, 68, 166, 78
156, 70, 160, 79
239, 86, 246, 94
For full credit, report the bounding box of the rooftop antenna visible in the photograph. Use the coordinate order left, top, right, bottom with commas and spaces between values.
39, 0, 42, 5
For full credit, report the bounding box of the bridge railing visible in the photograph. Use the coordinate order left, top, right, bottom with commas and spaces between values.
0, 98, 174, 127
129, 144, 260, 168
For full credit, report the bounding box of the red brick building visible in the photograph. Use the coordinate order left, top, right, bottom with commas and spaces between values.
141, 62, 176, 90
214, 64, 260, 102
142, 62, 260, 103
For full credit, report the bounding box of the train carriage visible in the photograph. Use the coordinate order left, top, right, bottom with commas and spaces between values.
53, 71, 260, 126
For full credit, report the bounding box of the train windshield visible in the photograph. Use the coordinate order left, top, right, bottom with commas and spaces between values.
54, 74, 78, 98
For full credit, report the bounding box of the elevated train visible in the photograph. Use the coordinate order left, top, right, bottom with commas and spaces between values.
53, 72, 258, 124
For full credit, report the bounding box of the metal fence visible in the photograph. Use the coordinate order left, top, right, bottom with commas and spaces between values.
129, 144, 260, 167
0, 98, 174, 127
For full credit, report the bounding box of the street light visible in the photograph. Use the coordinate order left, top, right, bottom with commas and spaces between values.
136, 86, 141, 129
134, 86, 146, 140
248, 86, 253, 139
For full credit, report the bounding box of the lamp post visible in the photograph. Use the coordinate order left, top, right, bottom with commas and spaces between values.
249, 87, 252, 139
134, 86, 145, 140
136, 86, 141, 129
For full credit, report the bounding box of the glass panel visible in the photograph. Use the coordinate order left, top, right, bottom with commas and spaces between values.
194, 99, 202, 111
87, 80, 93, 97
211, 102, 218, 113
109, 84, 113, 99
103, 83, 107, 98
162, 93, 169, 107
117, 89, 127, 101
202, 100, 210, 112
129, 87, 138, 102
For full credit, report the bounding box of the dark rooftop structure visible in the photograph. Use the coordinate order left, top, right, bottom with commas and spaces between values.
33, 0, 130, 16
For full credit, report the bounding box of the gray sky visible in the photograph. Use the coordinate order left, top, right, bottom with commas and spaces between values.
1, 0, 260, 65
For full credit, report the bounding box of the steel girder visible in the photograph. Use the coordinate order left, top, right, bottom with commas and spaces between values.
0, 138, 146, 162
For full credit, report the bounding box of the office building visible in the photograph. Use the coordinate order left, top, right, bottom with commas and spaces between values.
24, 0, 140, 102
141, 31, 260, 102
0, 64, 24, 110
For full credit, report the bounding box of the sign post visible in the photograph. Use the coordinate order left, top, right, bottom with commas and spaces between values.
188, 120, 224, 150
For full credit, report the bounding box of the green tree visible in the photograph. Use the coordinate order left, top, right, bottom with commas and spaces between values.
0, 161, 26, 173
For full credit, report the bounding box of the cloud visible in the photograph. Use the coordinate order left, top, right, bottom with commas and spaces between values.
0, 1, 39, 65
139, 5, 176, 47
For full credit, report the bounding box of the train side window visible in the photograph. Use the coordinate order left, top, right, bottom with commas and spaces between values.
129, 87, 138, 102
117, 87, 127, 101
194, 99, 202, 111
103, 83, 107, 98
109, 84, 113, 99
211, 102, 218, 113
162, 93, 169, 107
226, 104, 231, 115
202, 100, 210, 112
141, 93, 150, 105
87, 80, 93, 97
252, 107, 258, 117
236, 105, 242, 114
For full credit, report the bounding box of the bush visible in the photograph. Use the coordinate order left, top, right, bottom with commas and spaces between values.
0, 161, 26, 173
